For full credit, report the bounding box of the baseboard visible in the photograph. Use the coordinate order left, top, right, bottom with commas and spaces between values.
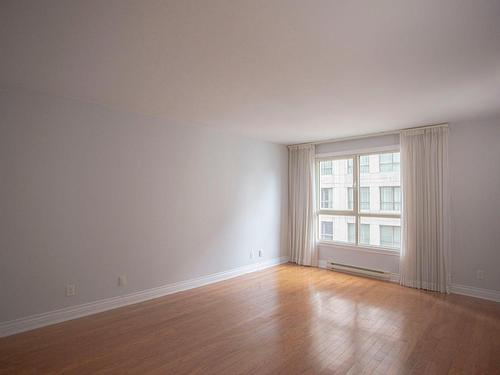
0, 256, 290, 337
319, 260, 499, 302
318, 259, 400, 283
450, 283, 500, 302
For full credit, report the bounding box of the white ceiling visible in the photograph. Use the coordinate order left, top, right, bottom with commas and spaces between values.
1, 0, 499, 144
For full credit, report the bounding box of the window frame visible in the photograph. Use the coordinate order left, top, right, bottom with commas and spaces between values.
316, 150, 401, 252
347, 187, 353, 210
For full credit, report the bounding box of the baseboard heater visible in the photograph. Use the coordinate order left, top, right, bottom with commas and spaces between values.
326, 261, 391, 281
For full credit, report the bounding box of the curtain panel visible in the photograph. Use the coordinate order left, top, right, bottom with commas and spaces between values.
400, 126, 450, 293
288, 144, 318, 266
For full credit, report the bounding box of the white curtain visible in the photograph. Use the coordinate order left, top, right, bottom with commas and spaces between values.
288, 144, 318, 266
400, 126, 450, 293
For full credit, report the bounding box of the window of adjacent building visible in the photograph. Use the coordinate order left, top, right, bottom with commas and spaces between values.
380, 186, 401, 211
317, 151, 401, 250
380, 225, 401, 248
347, 159, 353, 174
320, 221, 333, 240
379, 152, 400, 172
360, 155, 370, 173
321, 188, 333, 209
348, 223, 355, 243
320, 160, 333, 175
347, 187, 353, 210
360, 224, 370, 245
359, 187, 370, 210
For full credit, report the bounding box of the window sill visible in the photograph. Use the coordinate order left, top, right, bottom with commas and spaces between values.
317, 241, 400, 257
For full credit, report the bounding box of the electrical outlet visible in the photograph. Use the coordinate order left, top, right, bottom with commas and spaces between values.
249, 250, 254, 259
476, 270, 485, 280
66, 284, 76, 297
118, 275, 127, 286
258, 249, 263, 258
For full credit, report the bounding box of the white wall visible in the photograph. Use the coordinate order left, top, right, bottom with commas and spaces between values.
317, 119, 500, 293
449, 116, 500, 291
0, 89, 288, 322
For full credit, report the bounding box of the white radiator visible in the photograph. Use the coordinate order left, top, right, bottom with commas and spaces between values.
326, 261, 391, 281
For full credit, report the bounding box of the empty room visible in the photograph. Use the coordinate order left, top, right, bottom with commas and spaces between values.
1, 1, 499, 374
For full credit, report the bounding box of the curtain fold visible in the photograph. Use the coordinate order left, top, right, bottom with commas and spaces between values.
288, 144, 318, 266
400, 126, 450, 293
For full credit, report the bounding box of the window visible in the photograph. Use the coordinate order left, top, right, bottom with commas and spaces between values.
359, 187, 370, 210
380, 225, 401, 248
379, 152, 400, 172
347, 187, 353, 210
347, 159, 353, 174
380, 187, 401, 211
321, 188, 333, 209
320, 160, 333, 175
320, 221, 333, 240
348, 223, 355, 243
360, 155, 370, 173
360, 224, 370, 245
318, 152, 401, 250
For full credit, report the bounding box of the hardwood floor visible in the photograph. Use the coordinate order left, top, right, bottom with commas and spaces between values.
1, 264, 499, 374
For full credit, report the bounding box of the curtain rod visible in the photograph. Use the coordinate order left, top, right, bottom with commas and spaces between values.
288, 122, 448, 147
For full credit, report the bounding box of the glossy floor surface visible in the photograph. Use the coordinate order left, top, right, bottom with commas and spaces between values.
1, 264, 499, 374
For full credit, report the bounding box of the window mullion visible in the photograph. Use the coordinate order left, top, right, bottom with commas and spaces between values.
354, 155, 359, 246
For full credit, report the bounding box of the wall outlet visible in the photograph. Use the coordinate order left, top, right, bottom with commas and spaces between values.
476, 270, 485, 280
258, 249, 263, 258
118, 275, 127, 286
249, 250, 254, 259
66, 284, 76, 297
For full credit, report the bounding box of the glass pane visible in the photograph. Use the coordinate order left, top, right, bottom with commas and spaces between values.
320, 160, 333, 175
320, 220, 333, 240
380, 153, 393, 163
319, 215, 356, 243
359, 217, 401, 250
347, 159, 353, 174
319, 158, 354, 211
360, 155, 370, 173
379, 152, 400, 173
360, 187, 370, 210
379, 186, 401, 212
359, 152, 400, 214
359, 224, 370, 245
348, 223, 355, 243
394, 187, 401, 211
320, 188, 333, 209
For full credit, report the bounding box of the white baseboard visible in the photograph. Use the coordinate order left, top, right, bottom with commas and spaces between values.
0, 256, 290, 338
450, 283, 500, 302
319, 260, 499, 302
318, 259, 400, 283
